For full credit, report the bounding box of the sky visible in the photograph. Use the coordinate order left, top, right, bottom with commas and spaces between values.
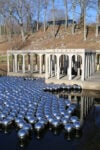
47, 0, 97, 24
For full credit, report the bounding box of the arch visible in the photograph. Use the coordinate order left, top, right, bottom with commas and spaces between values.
24, 53, 30, 72
96, 54, 100, 71
17, 54, 23, 72
72, 55, 77, 76
59, 55, 69, 76
31, 53, 39, 72
49, 54, 57, 78
77, 55, 82, 76
71, 54, 82, 78
9, 54, 14, 72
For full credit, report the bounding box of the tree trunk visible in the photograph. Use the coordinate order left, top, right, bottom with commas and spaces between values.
20, 24, 25, 42
96, 0, 100, 37
83, 0, 86, 41
36, 19, 39, 31
72, 1, 76, 34
64, 0, 68, 30
44, 8, 46, 32
52, 0, 55, 37
36, 0, 40, 31
79, 0, 85, 27
44, 0, 48, 32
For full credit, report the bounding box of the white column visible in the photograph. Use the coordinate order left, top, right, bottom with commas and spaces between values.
49, 55, 51, 75
91, 54, 94, 74
39, 54, 42, 74
14, 54, 17, 73
90, 54, 92, 76
95, 54, 97, 72
57, 55, 60, 79
94, 54, 96, 72
51, 59, 53, 77
87, 54, 89, 78
75, 55, 77, 62
22, 54, 25, 73
7, 54, 10, 73
45, 55, 49, 79
81, 54, 85, 81
93, 54, 96, 73
85, 54, 88, 79
68, 55, 72, 80
13, 55, 15, 72
17, 56, 19, 72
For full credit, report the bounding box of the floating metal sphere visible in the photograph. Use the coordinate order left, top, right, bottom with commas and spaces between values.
65, 100, 71, 107
48, 117, 54, 123
67, 108, 73, 114
69, 105, 76, 111
70, 116, 79, 123
72, 84, 78, 89
0, 113, 6, 119
15, 117, 22, 125
7, 115, 14, 122
64, 123, 73, 133
34, 122, 44, 131
22, 123, 33, 132
55, 115, 61, 121
59, 109, 65, 116
18, 129, 28, 140
39, 118, 48, 125
17, 120, 25, 129
28, 117, 37, 125
37, 115, 44, 121
61, 118, 69, 126
73, 121, 81, 130
2, 119, 12, 127
51, 119, 60, 128
64, 113, 70, 119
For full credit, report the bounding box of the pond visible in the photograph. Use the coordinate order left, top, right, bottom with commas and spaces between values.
0, 76, 100, 150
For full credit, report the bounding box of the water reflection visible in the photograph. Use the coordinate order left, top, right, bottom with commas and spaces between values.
0, 88, 98, 150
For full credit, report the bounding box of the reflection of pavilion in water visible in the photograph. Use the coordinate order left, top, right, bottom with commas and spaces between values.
57, 92, 94, 125
33, 95, 95, 141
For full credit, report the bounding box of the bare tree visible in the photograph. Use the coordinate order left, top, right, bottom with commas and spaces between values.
72, 0, 77, 34
12, 0, 28, 42
83, 0, 87, 40
63, 0, 68, 30
43, 0, 48, 32
52, 0, 55, 37
96, 0, 100, 37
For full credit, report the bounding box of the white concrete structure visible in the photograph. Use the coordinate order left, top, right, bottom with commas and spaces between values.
96, 50, 100, 71
7, 49, 96, 81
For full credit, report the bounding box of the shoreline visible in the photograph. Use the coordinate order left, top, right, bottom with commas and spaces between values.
7, 71, 100, 91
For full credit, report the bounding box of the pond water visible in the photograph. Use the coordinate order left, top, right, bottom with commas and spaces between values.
0, 77, 100, 150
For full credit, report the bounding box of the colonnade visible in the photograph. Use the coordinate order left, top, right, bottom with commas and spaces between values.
7, 53, 45, 74
80, 96, 94, 124
57, 93, 94, 125
45, 52, 96, 81
7, 49, 96, 81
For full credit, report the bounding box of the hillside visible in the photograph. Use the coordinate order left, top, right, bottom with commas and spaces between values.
0, 25, 100, 52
